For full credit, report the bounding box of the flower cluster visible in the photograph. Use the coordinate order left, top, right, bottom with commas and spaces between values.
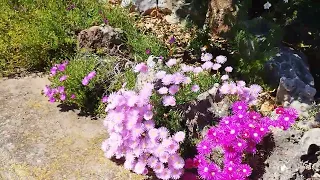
50, 60, 68, 76
134, 53, 234, 107
82, 71, 96, 86
219, 81, 262, 105
102, 83, 186, 180
192, 101, 298, 180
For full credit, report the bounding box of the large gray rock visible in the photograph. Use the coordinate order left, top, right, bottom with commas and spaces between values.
265, 47, 316, 104
77, 25, 124, 54
262, 128, 320, 180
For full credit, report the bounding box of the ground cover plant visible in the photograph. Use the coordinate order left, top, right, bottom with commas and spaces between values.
0, 0, 166, 76
38, 0, 319, 179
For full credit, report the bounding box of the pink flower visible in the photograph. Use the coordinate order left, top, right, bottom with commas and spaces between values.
87, 71, 96, 79
58, 63, 67, 72
201, 53, 213, 61
166, 59, 177, 67
169, 85, 179, 95
50, 66, 58, 76
102, 96, 108, 103
60, 93, 66, 101
202, 61, 213, 70
143, 110, 153, 120
173, 131, 185, 143
225, 66, 233, 73
148, 128, 159, 140
59, 75, 67, 82
82, 77, 89, 86
146, 49, 151, 54
191, 85, 200, 92
154, 162, 165, 174
170, 168, 183, 180
221, 74, 229, 81
71, 94, 76, 99
158, 87, 168, 94
212, 63, 222, 70
216, 55, 227, 64
162, 96, 176, 106
193, 67, 203, 74
134, 63, 148, 73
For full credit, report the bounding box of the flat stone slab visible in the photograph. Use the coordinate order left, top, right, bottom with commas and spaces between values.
0, 76, 143, 180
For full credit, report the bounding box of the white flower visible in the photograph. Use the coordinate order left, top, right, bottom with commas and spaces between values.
147, 55, 156, 68
121, 0, 132, 7
264, 1, 272, 9
283, 0, 288, 3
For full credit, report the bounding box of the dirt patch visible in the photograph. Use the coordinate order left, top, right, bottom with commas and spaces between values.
0, 75, 143, 180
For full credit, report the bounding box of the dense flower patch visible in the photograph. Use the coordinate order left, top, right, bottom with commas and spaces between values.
43, 51, 299, 180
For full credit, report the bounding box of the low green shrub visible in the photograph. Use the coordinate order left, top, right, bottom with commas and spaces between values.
0, 0, 167, 76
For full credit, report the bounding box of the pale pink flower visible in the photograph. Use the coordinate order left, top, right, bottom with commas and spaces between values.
134, 63, 148, 73
181, 64, 194, 72
212, 63, 222, 70
148, 128, 159, 140
166, 58, 177, 67
216, 55, 227, 64
183, 77, 192, 85
162, 96, 176, 106
134, 161, 147, 174
144, 110, 153, 120
169, 85, 179, 95
87, 71, 96, 79
221, 74, 229, 81
193, 67, 203, 74
201, 61, 213, 70
173, 131, 185, 142
172, 73, 185, 84
154, 162, 165, 174
59, 75, 67, 82
201, 53, 213, 61
156, 71, 167, 79
162, 74, 174, 85
158, 87, 169, 94
225, 66, 233, 72
191, 85, 200, 92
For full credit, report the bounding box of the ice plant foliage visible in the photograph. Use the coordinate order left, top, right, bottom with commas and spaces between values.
102, 83, 186, 179
193, 101, 298, 180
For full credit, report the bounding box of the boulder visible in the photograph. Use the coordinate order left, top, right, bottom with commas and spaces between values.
265, 47, 316, 104
77, 25, 124, 54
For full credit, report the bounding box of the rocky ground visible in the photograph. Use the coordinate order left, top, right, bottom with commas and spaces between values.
0, 75, 143, 180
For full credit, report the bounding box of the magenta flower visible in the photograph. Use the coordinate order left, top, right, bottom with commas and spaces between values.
60, 93, 66, 101
57, 86, 65, 93
50, 66, 58, 76
87, 71, 96, 79
58, 64, 66, 72
71, 94, 76, 99
82, 77, 89, 86
225, 66, 233, 73
146, 49, 151, 55
102, 96, 108, 103
162, 96, 176, 106
191, 85, 200, 92
168, 85, 179, 95
212, 63, 222, 70
59, 75, 68, 82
